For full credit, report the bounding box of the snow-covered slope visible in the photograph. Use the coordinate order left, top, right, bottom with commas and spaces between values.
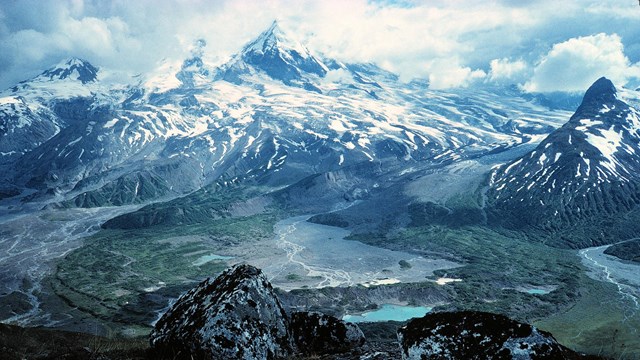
1, 23, 571, 207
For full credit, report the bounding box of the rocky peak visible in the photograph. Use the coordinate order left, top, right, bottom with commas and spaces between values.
290, 311, 365, 356
219, 21, 329, 86
150, 264, 294, 359
487, 78, 640, 241
579, 77, 617, 109
149, 264, 365, 359
39, 58, 98, 84
242, 20, 310, 62
398, 311, 588, 359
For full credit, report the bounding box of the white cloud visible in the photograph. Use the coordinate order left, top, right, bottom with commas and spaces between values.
0, 0, 639, 91
488, 58, 529, 83
324, 69, 354, 84
425, 59, 486, 90
524, 33, 640, 92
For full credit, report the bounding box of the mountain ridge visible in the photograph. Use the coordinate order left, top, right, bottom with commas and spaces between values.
0, 24, 572, 208
487, 77, 640, 247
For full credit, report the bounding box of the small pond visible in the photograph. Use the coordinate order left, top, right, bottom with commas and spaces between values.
342, 304, 432, 323
526, 289, 551, 295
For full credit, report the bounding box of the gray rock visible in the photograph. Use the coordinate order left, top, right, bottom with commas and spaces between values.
150, 264, 294, 359
398, 311, 585, 360
291, 311, 365, 356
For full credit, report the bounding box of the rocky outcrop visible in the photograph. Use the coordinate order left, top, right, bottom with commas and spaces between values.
150, 264, 294, 359
290, 311, 365, 356
397, 311, 585, 360
150, 264, 365, 359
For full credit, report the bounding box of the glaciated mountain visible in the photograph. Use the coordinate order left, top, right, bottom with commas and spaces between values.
0, 58, 124, 196
1, 23, 570, 208
217, 20, 330, 89
0, 58, 99, 163
488, 77, 640, 246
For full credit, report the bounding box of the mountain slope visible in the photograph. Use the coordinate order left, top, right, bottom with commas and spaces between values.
1, 23, 570, 209
488, 77, 640, 247
217, 20, 330, 88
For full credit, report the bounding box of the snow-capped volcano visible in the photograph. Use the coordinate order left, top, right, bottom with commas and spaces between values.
217, 21, 330, 87
38, 58, 99, 84
1, 23, 571, 206
488, 77, 640, 238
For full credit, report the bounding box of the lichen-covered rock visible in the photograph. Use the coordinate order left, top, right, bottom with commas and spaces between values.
291, 311, 365, 356
398, 311, 584, 360
150, 264, 294, 359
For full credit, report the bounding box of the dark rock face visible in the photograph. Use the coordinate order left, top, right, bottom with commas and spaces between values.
41, 58, 99, 84
397, 311, 583, 360
290, 311, 365, 356
150, 264, 294, 359
150, 264, 366, 359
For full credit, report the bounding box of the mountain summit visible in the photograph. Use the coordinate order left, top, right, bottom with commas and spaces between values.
38, 58, 99, 84
218, 21, 330, 87
488, 77, 640, 246
580, 76, 617, 106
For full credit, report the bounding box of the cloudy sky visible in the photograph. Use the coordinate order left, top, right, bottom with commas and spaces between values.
1, 0, 639, 92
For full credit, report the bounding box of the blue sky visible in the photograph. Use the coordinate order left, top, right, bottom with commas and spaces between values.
0, 0, 639, 92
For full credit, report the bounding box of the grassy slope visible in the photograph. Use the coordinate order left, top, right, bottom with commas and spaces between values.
0, 323, 147, 360
50, 210, 283, 334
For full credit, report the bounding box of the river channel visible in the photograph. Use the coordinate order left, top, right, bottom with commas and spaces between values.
259, 215, 460, 291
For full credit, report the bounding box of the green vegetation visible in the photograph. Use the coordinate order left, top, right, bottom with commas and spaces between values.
286, 273, 304, 281
51, 209, 284, 332
46, 177, 640, 358
535, 278, 640, 358
61, 172, 171, 208
0, 323, 148, 360
350, 225, 581, 320
102, 185, 268, 229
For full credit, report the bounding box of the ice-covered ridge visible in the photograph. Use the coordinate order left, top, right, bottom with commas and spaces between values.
244, 21, 312, 62
0, 21, 585, 208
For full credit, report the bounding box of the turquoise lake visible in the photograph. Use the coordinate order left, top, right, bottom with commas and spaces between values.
342, 304, 432, 323
526, 289, 551, 295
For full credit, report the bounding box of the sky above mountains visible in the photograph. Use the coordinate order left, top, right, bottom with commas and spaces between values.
1, 0, 639, 92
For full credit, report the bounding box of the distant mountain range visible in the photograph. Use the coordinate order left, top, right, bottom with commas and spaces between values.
0, 22, 573, 208
3, 21, 640, 249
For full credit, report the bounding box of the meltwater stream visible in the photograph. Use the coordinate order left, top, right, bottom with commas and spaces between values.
0, 206, 140, 326
580, 244, 640, 311
262, 215, 460, 291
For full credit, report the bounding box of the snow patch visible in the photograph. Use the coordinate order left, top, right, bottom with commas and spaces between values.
585, 126, 622, 165
103, 118, 119, 128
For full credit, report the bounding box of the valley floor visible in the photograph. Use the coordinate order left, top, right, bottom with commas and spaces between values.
1, 202, 639, 359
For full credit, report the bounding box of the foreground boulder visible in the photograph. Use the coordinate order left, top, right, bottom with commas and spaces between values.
150, 264, 365, 359
290, 311, 365, 356
150, 264, 294, 359
398, 311, 586, 359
